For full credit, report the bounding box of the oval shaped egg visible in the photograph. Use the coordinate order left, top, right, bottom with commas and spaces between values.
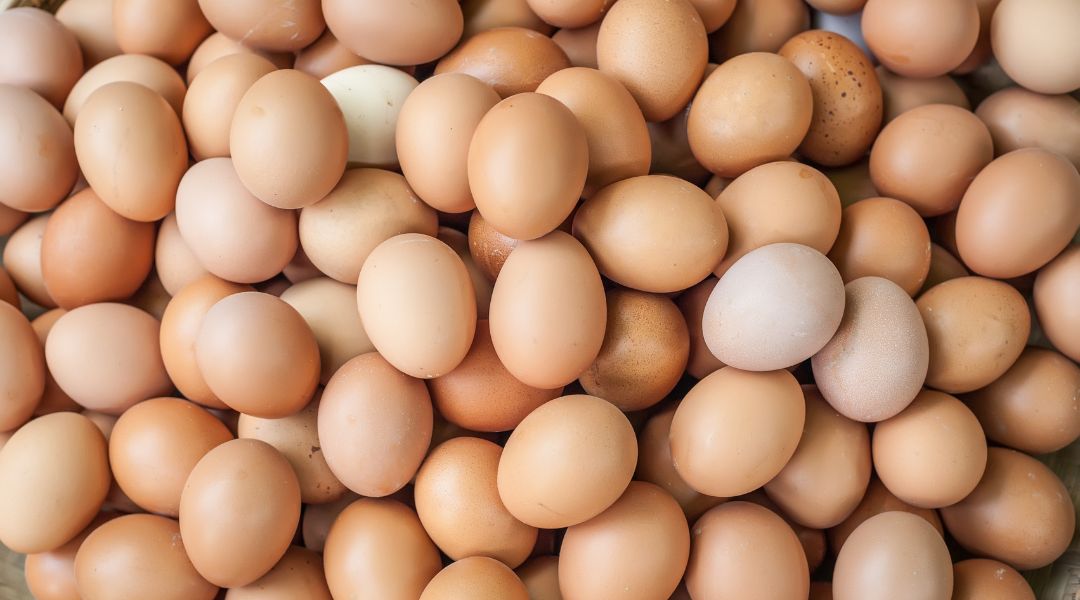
1034, 245, 1080, 363
0, 85, 77, 213
861, 0, 978, 78
294, 30, 369, 79
689, 0, 737, 31
991, 0, 1080, 95
828, 197, 932, 295
462, 0, 551, 37
225, 546, 331, 600
977, 88, 1080, 169
833, 512, 953, 600
323, 0, 462, 65
525, 0, 611, 28
182, 53, 277, 160
281, 277, 374, 384
29, 309, 79, 417
876, 67, 970, 124
708, 0, 809, 60
186, 32, 293, 83
24, 514, 110, 600
677, 278, 725, 380
636, 404, 725, 520
0, 304, 45, 432
573, 174, 728, 293
489, 231, 606, 388
466, 211, 520, 283
552, 22, 601, 68
421, 557, 528, 600
321, 65, 418, 169
197, 0, 324, 52
155, 213, 209, 296
439, 227, 495, 319
435, 27, 569, 98
516, 556, 561, 600
64, 53, 186, 123
952, 559, 1035, 600
55, 0, 121, 68
0, 8, 82, 108
113, 0, 211, 65
827, 477, 944, 554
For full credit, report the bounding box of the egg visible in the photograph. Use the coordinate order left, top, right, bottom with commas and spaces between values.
463, 0, 551, 36
833, 512, 953, 600
300, 493, 358, 553
0, 413, 109, 553
1034, 245, 1080, 362
552, 23, 600, 68
437, 27, 569, 99
489, 231, 606, 388
0, 268, 17, 310
636, 404, 725, 520
113, 0, 211, 65
225, 546, 332, 600
421, 557, 529, 600
0, 85, 78, 213
685, 502, 809, 600
323, 499, 442, 599
516, 555, 561, 600
648, 106, 711, 183
280, 278, 374, 384
29, 310, 80, 417
921, 243, 970, 294
687, 0, 737, 31
150, 216, 203, 297
197, 0, 325, 52
182, 53, 277, 161
0, 304, 45, 432
862, 0, 979, 78
24, 514, 112, 600
952, 559, 1035, 600
467, 210, 520, 282
827, 476, 944, 554
525, 0, 612, 28
670, 367, 805, 497
876, 68, 970, 124
828, 198, 932, 295
55, 0, 121, 67
321, 65, 418, 169
323, 0, 462, 65
940, 447, 1075, 570
703, 243, 845, 371
688, 53, 813, 178
991, 0, 1080, 94
0, 204, 28, 238
778, 30, 883, 167
977, 88, 1080, 169
439, 228, 495, 319
498, 394, 637, 528
64, 53, 187, 123
709, 0, 810, 60
186, 32, 293, 83
127, 273, 171, 320
318, 353, 433, 496
299, 169, 438, 284
954, 0, 1002, 74
294, 30, 370, 79
676, 278, 726, 380
0, 8, 83, 108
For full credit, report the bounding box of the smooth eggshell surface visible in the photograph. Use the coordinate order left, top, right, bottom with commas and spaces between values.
833, 511, 953, 600
0, 85, 77, 213
435, 27, 570, 98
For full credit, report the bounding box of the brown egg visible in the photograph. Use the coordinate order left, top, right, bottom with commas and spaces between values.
29, 310, 80, 417
186, 32, 293, 83
525, 0, 611, 28
126, 272, 170, 320
686, 502, 809, 600
182, 53, 277, 161
113, 0, 211, 65
688, 0, 737, 32
225, 546, 331, 600
0, 267, 17, 310
941, 447, 1075, 570
153, 214, 205, 297
175, 158, 298, 283
573, 175, 727, 293
281, 278, 373, 384
468, 211, 520, 282
709, 0, 809, 60
294, 30, 369, 78
323, 498, 442, 599
45, 303, 171, 414
0, 413, 109, 553
300, 492, 358, 553
434, 27, 569, 98
637, 405, 725, 521
779, 30, 883, 167
714, 161, 842, 276
1034, 245, 1080, 362
0, 85, 78, 213
739, 491, 829, 573
671, 367, 805, 497
688, 53, 813, 177
0, 8, 82, 108
550, 23, 598, 69
952, 559, 1035, 600
991, 0, 1080, 95
40, 189, 154, 309
918, 277, 1031, 393
299, 169, 437, 283
318, 353, 433, 496
421, 557, 528, 600
703, 243, 845, 371
920, 243, 969, 294
54, 0, 119, 68
439, 228, 494, 319
828, 198, 932, 295
463, 0, 550, 36
323, 0, 462, 65
498, 395, 637, 528
977, 88, 1080, 169
197, 0, 324, 52
677, 278, 726, 380
0, 204, 28, 238
230, 70, 347, 209
954, 0, 1001, 74
648, 106, 711, 184
489, 232, 606, 388
877, 67, 970, 124
827, 477, 943, 554
195, 292, 319, 417
862, 0, 978, 78
64, 54, 186, 123
516, 556, 561, 600
24, 514, 112, 600
0, 304, 45, 431
833, 512, 953, 600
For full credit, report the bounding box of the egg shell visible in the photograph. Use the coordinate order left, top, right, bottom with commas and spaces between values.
197, 0, 325, 52
438, 228, 494, 319
488, 231, 606, 388
685, 502, 810, 600
709, 0, 809, 60
186, 32, 293, 83
1034, 245, 1080, 362
740, 490, 831, 576
920, 243, 969, 294
940, 447, 1075, 570
676, 277, 725, 380
153, 214, 207, 296
0, 85, 78, 213
827, 476, 944, 555
833, 511, 953, 600
861, 0, 979, 78
323, 0, 462, 65
0, 8, 83, 108
953, 0, 1000, 74
182, 53, 277, 161
323, 498, 442, 600
828, 197, 932, 295
127, 272, 170, 320
0, 268, 17, 310
596, 0, 708, 122
467, 210, 520, 282
688, 0, 737, 31
223, 546, 330, 600
29, 309, 80, 417
0, 204, 28, 238
876, 67, 970, 124
294, 29, 369, 78
551, 23, 600, 68
977, 88, 1080, 169
525, 0, 612, 28
463, 0, 551, 36
648, 105, 711, 183
779, 30, 883, 167
318, 352, 433, 496
670, 367, 805, 497
498, 395, 637, 528
0, 305, 44, 431
24, 514, 112, 600
321, 65, 418, 169
516, 555, 561, 600
436, 27, 569, 98
54, 0, 119, 69
688, 53, 813, 178
299, 168, 438, 284
991, 0, 1080, 95
421, 556, 528, 600
64, 53, 186, 123
301, 492, 358, 553
0, 413, 109, 553
113, 0, 211, 65
281, 278, 374, 384
636, 404, 725, 521
952, 559, 1035, 600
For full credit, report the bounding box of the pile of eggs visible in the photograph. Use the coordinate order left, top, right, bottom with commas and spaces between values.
0, 0, 1078, 598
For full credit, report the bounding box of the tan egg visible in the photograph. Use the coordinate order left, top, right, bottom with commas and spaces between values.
828, 198, 932, 295
421, 557, 528, 600
24, 514, 112, 600
920, 243, 969, 294
977, 88, 1080, 169
918, 277, 1030, 394
992, 0, 1080, 95
952, 559, 1035, 600
536, 67, 651, 193
0, 8, 82, 108
516, 556, 561, 600
877, 68, 970, 124
64, 54, 186, 123
703, 243, 845, 371
155, 213, 208, 297
764, 387, 871, 529
321, 65, 418, 169
636, 405, 724, 521
596, 0, 708, 122
685, 502, 809, 600
197, 0, 324, 52
183, 53, 277, 161
436, 27, 569, 98
318, 353, 433, 496
414, 437, 537, 567
54, 0, 119, 69
301, 492, 358, 552
525, 0, 612, 28
300, 169, 438, 283
498, 395, 637, 528
439, 228, 494, 318
280, 278, 373, 384
1034, 245, 1080, 362
489, 232, 606, 388
833, 512, 952, 600
283, 247, 322, 285
688, 53, 813, 177
954, 0, 1001, 74
709, 0, 809, 60
560, 482, 689, 599
714, 161, 842, 276
324, 0, 462, 65
0, 267, 17, 310
186, 32, 293, 83
550, 24, 598, 69
0, 304, 45, 431
676, 280, 726, 381
30, 310, 80, 417
113, 0, 211, 65
467, 210, 520, 282
463, 0, 551, 36
862, 0, 978, 78
827, 477, 943, 555
397, 74, 500, 214
648, 106, 711, 184
225, 546, 331, 600
323, 498, 442, 600
746, 491, 830, 572
957, 149, 1080, 278
0, 85, 77, 213
74, 82, 187, 222
579, 290, 690, 411
175, 158, 298, 283
195, 292, 319, 418
573, 175, 727, 293
941, 447, 1075, 570
180, 439, 300, 587
688, 0, 737, 32
45, 304, 171, 414
670, 367, 805, 497
295, 30, 370, 79
429, 321, 561, 433
0, 413, 109, 553
0, 204, 28, 237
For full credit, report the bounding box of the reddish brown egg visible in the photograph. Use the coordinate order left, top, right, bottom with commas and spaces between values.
828, 197, 932, 296
708, 0, 809, 60
421, 557, 528, 600
113, 0, 211, 65
1034, 245, 1080, 362
0, 8, 83, 108
295, 30, 370, 79
676, 278, 726, 380
197, 0, 325, 52
225, 546, 332, 600
323, 0, 463, 65
862, 0, 979, 78
0, 85, 78, 213
436, 27, 570, 98
952, 559, 1035, 600
833, 512, 953, 600
0, 304, 45, 432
